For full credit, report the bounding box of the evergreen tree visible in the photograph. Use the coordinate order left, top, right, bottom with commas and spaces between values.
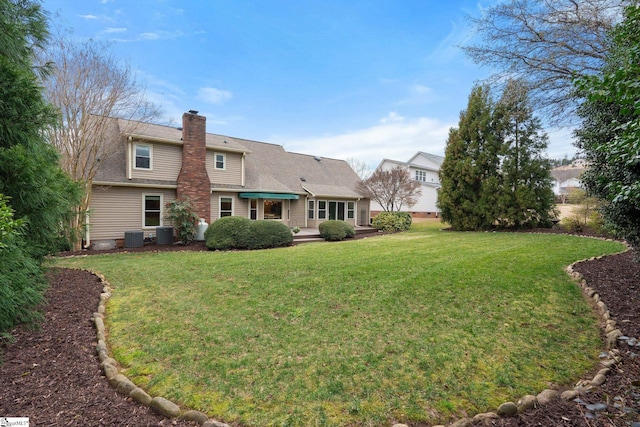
495, 80, 555, 228
438, 85, 502, 230
0, 0, 79, 334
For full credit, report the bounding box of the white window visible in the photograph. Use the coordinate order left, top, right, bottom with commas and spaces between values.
214, 153, 226, 170
220, 197, 233, 217
415, 170, 426, 182
135, 144, 152, 170
318, 200, 327, 220
249, 199, 258, 220
143, 194, 162, 227
308, 200, 315, 219
264, 200, 282, 220
347, 201, 355, 219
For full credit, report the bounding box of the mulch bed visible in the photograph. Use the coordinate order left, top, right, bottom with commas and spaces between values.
1, 232, 638, 426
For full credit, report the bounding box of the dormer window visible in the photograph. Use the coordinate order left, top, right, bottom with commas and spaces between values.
135, 143, 152, 170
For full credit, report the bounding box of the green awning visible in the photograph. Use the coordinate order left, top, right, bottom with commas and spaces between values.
239, 192, 299, 200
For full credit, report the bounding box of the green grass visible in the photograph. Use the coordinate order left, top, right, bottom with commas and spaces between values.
50, 222, 625, 426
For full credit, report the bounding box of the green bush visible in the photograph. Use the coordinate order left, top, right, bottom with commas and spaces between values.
319, 220, 354, 241
204, 216, 251, 250
372, 212, 413, 232
0, 238, 45, 334
246, 220, 293, 249
164, 197, 199, 244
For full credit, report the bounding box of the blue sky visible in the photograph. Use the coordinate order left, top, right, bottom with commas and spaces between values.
41, 0, 576, 168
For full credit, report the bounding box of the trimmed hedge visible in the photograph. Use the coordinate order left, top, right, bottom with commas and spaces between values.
319, 220, 355, 241
246, 220, 293, 249
204, 216, 251, 250
371, 212, 412, 232
205, 217, 293, 250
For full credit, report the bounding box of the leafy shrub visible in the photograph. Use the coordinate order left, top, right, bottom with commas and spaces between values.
164, 197, 199, 244
204, 216, 251, 250
0, 239, 45, 335
372, 212, 413, 232
246, 220, 293, 249
319, 220, 354, 241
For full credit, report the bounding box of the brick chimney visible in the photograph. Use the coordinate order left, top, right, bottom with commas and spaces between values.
177, 111, 211, 221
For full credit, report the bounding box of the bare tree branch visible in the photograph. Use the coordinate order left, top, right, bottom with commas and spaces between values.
462, 0, 623, 126
36, 27, 162, 250
358, 166, 422, 212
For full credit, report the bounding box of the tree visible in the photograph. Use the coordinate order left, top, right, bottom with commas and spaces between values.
495, 79, 555, 228
438, 85, 502, 230
346, 157, 372, 179
463, 0, 623, 125
37, 29, 161, 250
0, 0, 79, 334
575, 4, 640, 251
358, 166, 421, 212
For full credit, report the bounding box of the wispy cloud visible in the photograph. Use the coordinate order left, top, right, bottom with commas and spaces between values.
281, 112, 453, 168
104, 27, 127, 34
197, 87, 233, 105
138, 30, 184, 41
79, 14, 98, 20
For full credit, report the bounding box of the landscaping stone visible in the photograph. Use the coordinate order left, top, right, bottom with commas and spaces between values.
561, 389, 579, 400
516, 394, 537, 413
591, 373, 607, 386
150, 396, 181, 418
115, 375, 137, 396
183, 410, 209, 424
449, 418, 472, 427
203, 421, 232, 427
129, 387, 153, 406
101, 362, 118, 380
496, 402, 518, 417
536, 389, 559, 405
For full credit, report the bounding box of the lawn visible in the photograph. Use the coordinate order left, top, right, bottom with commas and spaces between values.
50, 222, 625, 426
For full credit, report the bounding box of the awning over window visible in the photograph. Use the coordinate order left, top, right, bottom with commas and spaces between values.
239, 192, 299, 200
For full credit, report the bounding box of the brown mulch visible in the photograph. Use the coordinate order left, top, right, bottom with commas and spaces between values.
1, 234, 639, 426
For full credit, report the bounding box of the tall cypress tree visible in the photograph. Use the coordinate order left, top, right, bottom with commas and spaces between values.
495, 80, 555, 228
438, 85, 502, 230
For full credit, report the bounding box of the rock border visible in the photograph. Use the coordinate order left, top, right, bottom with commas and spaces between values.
87, 244, 636, 427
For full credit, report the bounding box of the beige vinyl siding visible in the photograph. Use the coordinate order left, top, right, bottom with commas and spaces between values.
207, 151, 243, 185
89, 186, 176, 241
289, 199, 306, 228
131, 143, 182, 181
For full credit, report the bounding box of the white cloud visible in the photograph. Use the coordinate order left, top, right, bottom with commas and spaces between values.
282, 113, 453, 169
197, 87, 233, 105
104, 27, 127, 33
79, 14, 98, 20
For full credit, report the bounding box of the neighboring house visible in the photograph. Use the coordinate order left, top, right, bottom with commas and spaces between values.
87, 111, 369, 247
550, 164, 585, 202
370, 151, 443, 218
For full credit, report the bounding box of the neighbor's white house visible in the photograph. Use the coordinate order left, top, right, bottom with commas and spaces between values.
370, 152, 443, 218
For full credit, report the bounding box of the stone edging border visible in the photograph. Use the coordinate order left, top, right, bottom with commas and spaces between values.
87, 243, 636, 427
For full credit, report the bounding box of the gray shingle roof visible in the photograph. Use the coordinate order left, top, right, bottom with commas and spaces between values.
113, 117, 364, 198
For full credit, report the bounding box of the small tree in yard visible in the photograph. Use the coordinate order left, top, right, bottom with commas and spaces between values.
164, 197, 199, 244
358, 166, 421, 212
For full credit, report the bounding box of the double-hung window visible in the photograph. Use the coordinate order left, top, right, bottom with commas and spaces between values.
143, 194, 162, 227
214, 153, 226, 170
220, 197, 233, 217
318, 200, 327, 220
347, 201, 355, 219
135, 144, 152, 170
308, 200, 315, 219
415, 170, 426, 182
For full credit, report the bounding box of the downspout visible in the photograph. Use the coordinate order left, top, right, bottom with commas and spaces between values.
83, 211, 91, 249
241, 153, 245, 187
304, 195, 308, 228
127, 136, 133, 180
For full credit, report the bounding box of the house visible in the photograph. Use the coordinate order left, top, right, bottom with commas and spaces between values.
550, 164, 585, 202
87, 111, 369, 247
370, 152, 443, 218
